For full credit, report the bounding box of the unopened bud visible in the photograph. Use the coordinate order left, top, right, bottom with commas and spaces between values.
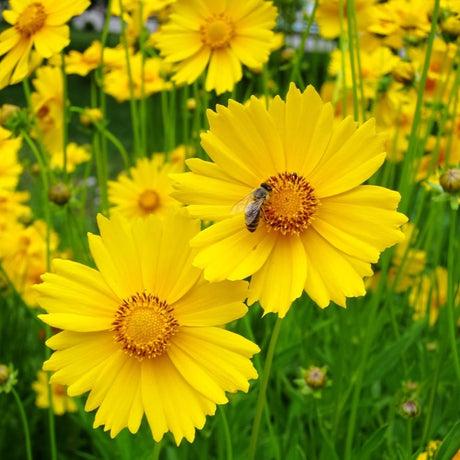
439, 168, 460, 193
399, 398, 420, 419
49, 183, 71, 206
80, 108, 103, 127
281, 47, 296, 62
304, 366, 327, 389
186, 98, 196, 111
0, 364, 9, 384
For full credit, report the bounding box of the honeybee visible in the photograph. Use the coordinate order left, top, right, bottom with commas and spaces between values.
233, 183, 272, 232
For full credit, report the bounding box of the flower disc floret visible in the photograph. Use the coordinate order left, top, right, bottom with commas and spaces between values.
138, 189, 160, 212
113, 292, 179, 360
15, 3, 47, 37
200, 14, 235, 49
263, 172, 320, 235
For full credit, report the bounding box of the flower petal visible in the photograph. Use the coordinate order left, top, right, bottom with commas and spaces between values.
247, 234, 307, 317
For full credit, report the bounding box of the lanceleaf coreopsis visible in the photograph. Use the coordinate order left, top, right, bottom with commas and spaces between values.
36, 211, 259, 444
172, 84, 408, 317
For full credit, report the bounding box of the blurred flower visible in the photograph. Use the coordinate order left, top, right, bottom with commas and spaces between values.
37, 211, 258, 443
108, 154, 184, 219
0, 0, 90, 88
79, 108, 103, 127
49, 143, 91, 173
315, 0, 378, 40
172, 84, 407, 317
409, 266, 460, 325
64, 40, 102, 76
154, 0, 278, 94
0, 219, 59, 306
416, 440, 441, 460
0, 126, 22, 190
31, 65, 63, 155
32, 370, 77, 415
104, 54, 172, 102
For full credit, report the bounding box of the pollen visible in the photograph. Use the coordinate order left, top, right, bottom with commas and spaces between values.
262, 172, 320, 235
112, 292, 179, 360
200, 14, 235, 49
138, 189, 159, 213
15, 2, 47, 37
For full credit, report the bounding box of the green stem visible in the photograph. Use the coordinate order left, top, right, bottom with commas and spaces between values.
60, 51, 69, 180
219, 406, 233, 460
248, 316, 283, 460
446, 206, 460, 385
11, 388, 33, 460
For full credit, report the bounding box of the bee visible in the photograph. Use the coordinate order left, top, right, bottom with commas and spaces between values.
233, 183, 272, 232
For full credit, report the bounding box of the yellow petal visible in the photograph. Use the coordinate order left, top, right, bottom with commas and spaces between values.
313, 185, 407, 260
173, 279, 248, 326
302, 228, 368, 308
247, 234, 307, 317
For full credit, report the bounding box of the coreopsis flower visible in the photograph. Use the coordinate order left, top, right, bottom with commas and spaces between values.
0, 126, 22, 190
104, 54, 172, 102
315, 0, 378, 40
36, 211, 259, 443
172, 84, 408, 317
154, 0, 278, 95
64, 40, 102, 76
0, 219, 59, 306
409, 266, 460, 325
0, 189, 30, 227
49, 142, 91, 173
0, 0, 90, 88
31, 65, 63, 154
109, 154, 184, 219
32, 370, 77, 415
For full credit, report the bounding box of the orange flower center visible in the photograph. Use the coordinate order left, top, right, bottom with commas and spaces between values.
138, 189, 159, 213
112, 292, 179, 360
200, 14, 235, 49
262, 172, 320, 235
15, 2, 47, 37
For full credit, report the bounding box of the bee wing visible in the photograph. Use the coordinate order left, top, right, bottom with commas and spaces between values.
231, 192, 255, 214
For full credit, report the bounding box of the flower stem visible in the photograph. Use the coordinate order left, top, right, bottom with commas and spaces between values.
11, 387, 33, 460
446, 206, 460, 386
219, 406, 233, 460
248, 316, 283, 460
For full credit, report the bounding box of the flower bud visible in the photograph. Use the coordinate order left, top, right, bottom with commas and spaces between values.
439, 168, 460, 193
79, 108, 103, 127
304, 365, 327, 389
0, 364, 9, 384
49, 182, 71, 206
399, 398, 420, 419
441, 15, 460, 38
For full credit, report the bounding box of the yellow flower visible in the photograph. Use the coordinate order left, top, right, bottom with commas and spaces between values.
36, 211, 258, 443
315, 0, 378, 40
0, 127, 22, 190
104, 54, 172, 102
49, 142, 91, 173
0, 219, 59, 306
108, 154, 184, 219
409, 266, 460, 325
0, 0, 90, 88
154, 0, 278, 95
32, 370, 77, 415
172, 84, 408, 317
0, 189, 30, 227
64, 40, 102, 76
31, 65, 63, 154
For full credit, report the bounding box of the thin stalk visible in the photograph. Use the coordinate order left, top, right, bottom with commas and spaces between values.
11, 388, 33, 460
219, 406, 233, 460
289, 0, 318, 87
345, 0, 360, 121
60, 51, 69, 180
446, 206, 460, 385
248, 316, 283, 460
399, 0, 440, 213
